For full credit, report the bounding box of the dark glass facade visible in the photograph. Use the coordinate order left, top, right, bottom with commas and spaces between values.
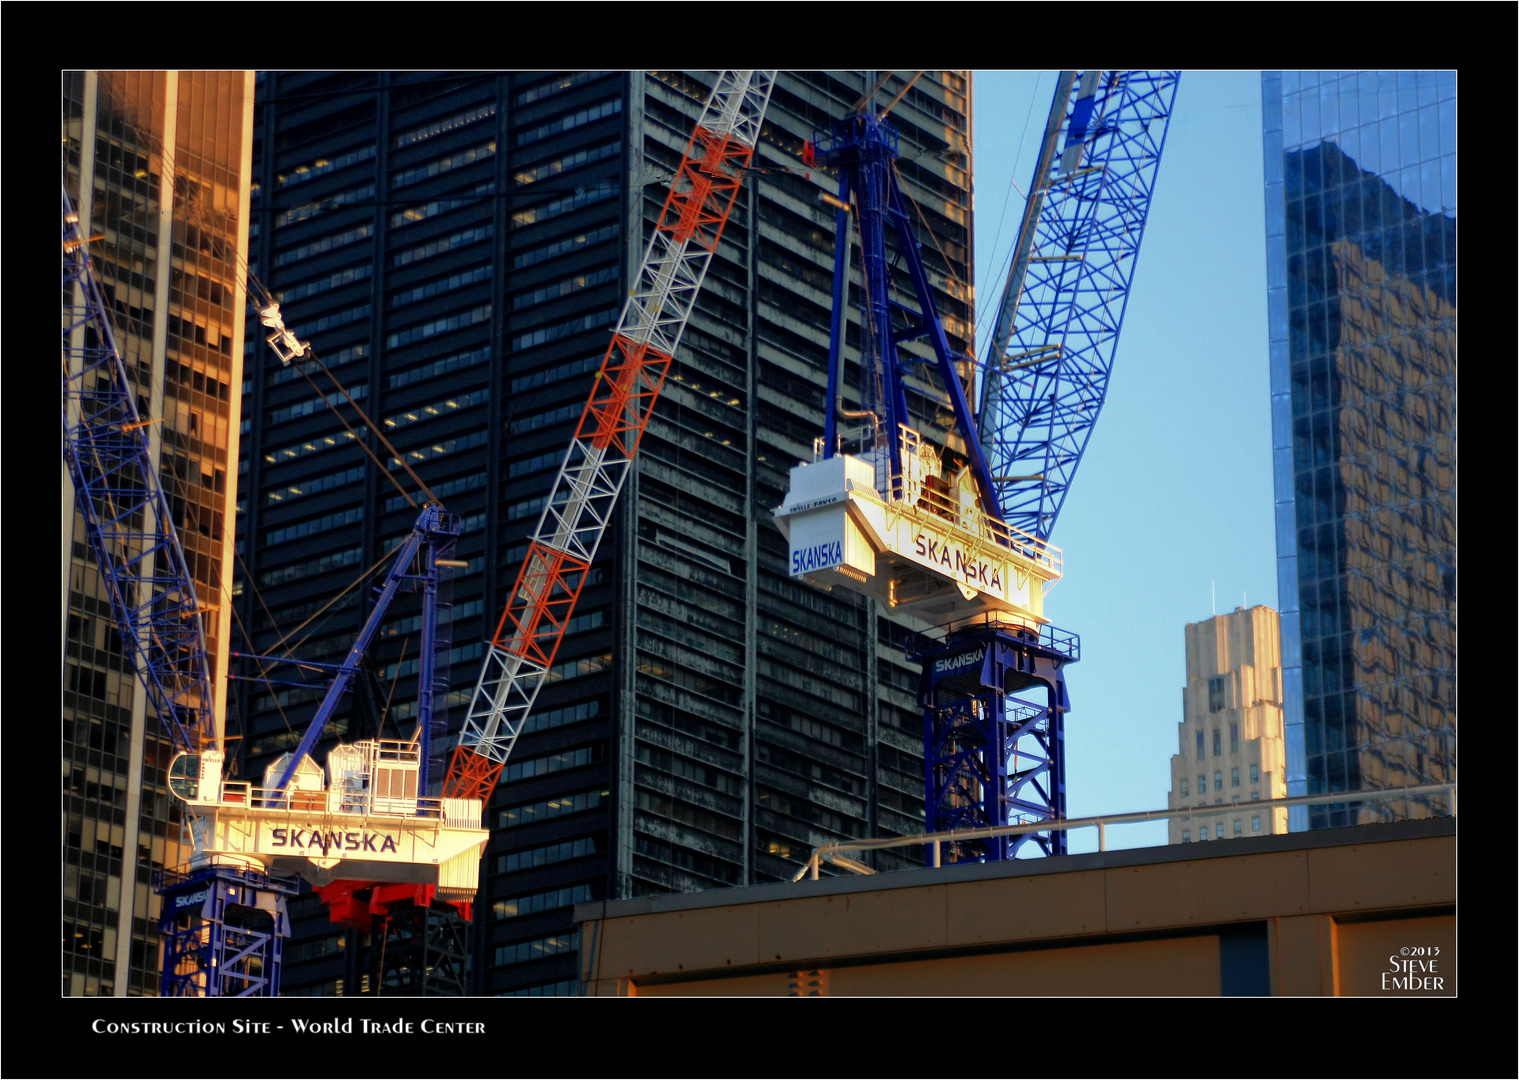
236, 71, 974, 996
63, 71, 254, 995
1261, 72, 1455, 829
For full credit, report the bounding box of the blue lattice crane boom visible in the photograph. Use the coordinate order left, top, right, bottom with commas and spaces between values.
978, 71, 1180, 542
63, 186, 220, 758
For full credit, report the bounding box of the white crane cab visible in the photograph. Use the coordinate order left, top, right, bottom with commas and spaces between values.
165, 739, 487, 897
773, 425, 1063, 629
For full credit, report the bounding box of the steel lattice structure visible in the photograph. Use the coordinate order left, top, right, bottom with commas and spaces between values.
447, 71, 776, 803
62, 186, 218, 755
64, 185, 298, 995
978, 71, 1180, 542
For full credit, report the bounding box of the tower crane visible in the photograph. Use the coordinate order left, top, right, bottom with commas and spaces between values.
65, 180, 484, 993
775, 71, 1177, 862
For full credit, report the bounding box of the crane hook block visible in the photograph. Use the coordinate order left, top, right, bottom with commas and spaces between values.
259, 301, 308, 365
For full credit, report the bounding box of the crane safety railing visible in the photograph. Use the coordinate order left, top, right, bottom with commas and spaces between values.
201, 782, 479, 825
791, 782, 1456, 881
902, 614, 1081, 663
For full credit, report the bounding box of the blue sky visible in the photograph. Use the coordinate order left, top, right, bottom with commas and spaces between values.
970, 71, 1278, 849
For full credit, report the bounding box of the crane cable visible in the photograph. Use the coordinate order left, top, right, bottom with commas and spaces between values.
92, 101, 438, 509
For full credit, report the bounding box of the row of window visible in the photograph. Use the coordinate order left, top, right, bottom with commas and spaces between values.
510, 307, 615, 353
388, 181, 494, 229
394, 102, 496, 150
392, 263, 493, 309
264, 505, 363, 547
387, 303, 492, 349
262, 430, 360, 466
1194, 722, 1242, 759
501, 741, 607, 786
492, 883, 594, 921
267, 382, 366, 427
277, 144, 375, 188
498, 786, 610, 829
1181, 816, 1264, 842
1181, 765, 1264, 797
391, 139, 496, 190
497, 835, 600, 875
388, 344, 490, 390
513, 140, 621, 187
279, 263, 372, 304
385, 427, 489, 468
382, 387, 490, 432
276, 182, 375, 228
514, 224, 618, 271
493, 930, 578, 967
383, 470, 486, 513
511, 180, 619, 227
515, 97, 621, 147
392, 223, 493, 269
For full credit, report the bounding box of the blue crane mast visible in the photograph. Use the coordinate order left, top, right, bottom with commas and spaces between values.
776, 71, 1175, 864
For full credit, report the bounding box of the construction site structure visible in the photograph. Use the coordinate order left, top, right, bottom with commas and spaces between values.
777, 71, 1177, 860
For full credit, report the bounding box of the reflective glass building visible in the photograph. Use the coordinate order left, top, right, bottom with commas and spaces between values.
1261, 72, 1455, 829
63, 71, 255, 995
236, 71, 975, 996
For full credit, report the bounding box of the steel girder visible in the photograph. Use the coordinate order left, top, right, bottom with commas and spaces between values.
978, 71, 1180, 542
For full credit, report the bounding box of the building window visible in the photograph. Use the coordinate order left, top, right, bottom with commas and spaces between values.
1214, 771, 1223, 792
1216, 824, 1225, 839
1198, 774, 1207, 794
1229, 723, 1239, 753
1231, 767, 1240, 788
1251, 791, 1259, 801
1233, 819, 1242, 836
1250, 764, 1260, 783
1181, 830, 1190, 843
1252, 815, 1262, 833
1196, 730, 1205, 759
1212, 729, 1222, 756
1180, 778, 1189, 798
1208, 676, 1226, 712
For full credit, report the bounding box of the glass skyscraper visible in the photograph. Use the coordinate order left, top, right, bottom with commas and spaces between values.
235, 71, 975, 995
63, 71, 255, 995
1261, 71, 1455, 829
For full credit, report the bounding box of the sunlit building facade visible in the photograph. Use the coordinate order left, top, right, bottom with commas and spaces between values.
236, 71, 975, 996
63, 71, 255, 995
1261, 71, 1455, 829
1168, 606, 1288, 844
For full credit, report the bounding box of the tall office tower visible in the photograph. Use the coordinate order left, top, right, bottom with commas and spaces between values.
1261, 72, 1455, 830
236, 71, 974, 996
1167, 607, 1288, 844
63, 71, 255, 996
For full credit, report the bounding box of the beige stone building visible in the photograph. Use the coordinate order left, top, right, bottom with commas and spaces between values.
1169, 606, 1288, 844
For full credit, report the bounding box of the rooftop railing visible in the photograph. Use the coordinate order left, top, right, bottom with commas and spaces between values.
792, 782, 1456, 881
